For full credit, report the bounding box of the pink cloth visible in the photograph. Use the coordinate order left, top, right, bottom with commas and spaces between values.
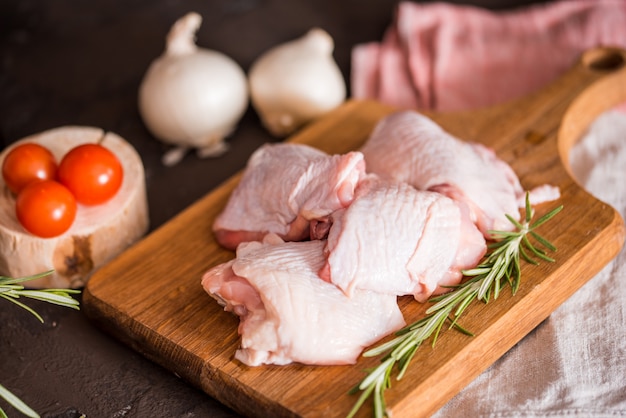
351, 0, 626, 111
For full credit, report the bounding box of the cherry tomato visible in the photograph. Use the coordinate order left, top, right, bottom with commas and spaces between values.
57, 143, 124, 205
16, 180, 77, 238
2, 142, 58, 194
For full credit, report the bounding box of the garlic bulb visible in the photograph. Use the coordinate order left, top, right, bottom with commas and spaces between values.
248, 28, 346, 137
139, 12, 249, 166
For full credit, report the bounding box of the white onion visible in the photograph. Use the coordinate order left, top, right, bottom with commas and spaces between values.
138, 12, 249, 166
248, 28, 346, 137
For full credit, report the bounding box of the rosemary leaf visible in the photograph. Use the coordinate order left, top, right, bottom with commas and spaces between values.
504, 213, 524, 230
346, 384, 376, 418
454, 288, 478, 319
529, 231, 556, 252
364, 335, 407, 357
531, 205, 563, 229
359, 358, 394, 391
12, 290, 81, 309
0, 384, 40, 418
0, 293, 45, 323
460, 267, 491, 276
519, 243, 539, 265
523, 235, 555, 262
0, 271, 54, 286
525, 196, 533, 222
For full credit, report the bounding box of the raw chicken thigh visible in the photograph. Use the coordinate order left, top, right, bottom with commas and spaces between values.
202, 110, 555, 367
213, 143, 365, 249
360, 110, 559, 236
319, 175, 486, 302
202, 235, 405, 366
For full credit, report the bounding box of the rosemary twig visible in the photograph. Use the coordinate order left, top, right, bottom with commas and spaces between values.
347, 195, 563, 418
1, 271, 81, 418
0, 271, 80, 323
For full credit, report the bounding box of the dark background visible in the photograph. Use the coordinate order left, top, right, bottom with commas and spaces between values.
0, 1, 548, 417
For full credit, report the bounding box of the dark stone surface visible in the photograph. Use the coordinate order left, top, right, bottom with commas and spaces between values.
0, 1, 547, 417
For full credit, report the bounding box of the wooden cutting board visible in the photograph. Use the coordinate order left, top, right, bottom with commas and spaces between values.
83, 47, 626, 418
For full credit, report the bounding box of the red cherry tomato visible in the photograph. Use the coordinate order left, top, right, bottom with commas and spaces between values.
16, 180, 77, 238
57, 143, 124, 205
2, 142, 58, 194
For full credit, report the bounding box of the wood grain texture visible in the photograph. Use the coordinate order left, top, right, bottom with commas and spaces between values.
83, 47, 626, 418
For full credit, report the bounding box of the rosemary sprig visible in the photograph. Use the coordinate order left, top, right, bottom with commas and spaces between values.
1, 271, 81, 418
0, 271, 80, 323
347, 195, 563, 418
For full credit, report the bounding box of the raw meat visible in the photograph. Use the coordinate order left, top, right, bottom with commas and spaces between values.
360, 110, 559, 236
319, 175, 486, 302
201, 235, 405, 366
213, 143, 365, 249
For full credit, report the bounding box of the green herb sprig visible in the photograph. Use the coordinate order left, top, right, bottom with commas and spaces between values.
1, 271, 81, 418
0, 271, 80, 323
347, 196, 563, 418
